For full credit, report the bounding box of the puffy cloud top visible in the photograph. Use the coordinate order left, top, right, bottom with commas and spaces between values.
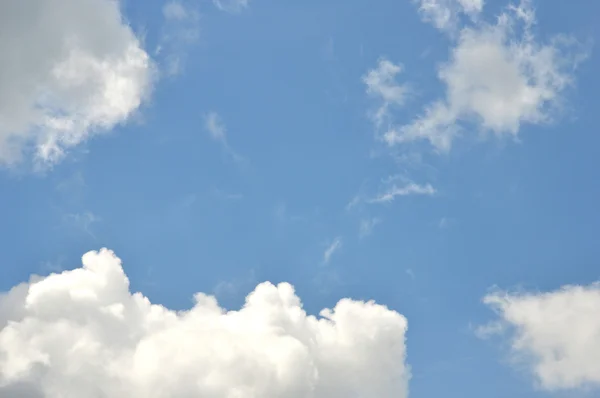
0, 249, 410, 398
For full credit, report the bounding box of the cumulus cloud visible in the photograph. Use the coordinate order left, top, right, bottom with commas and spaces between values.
213, 0, 249, 13
414, 0, 484, 32
363, 58, 409, 129
481, 283, 600, 391
391, 0, 587, 152
0, 249, 410, 398
0, 0, 153, 167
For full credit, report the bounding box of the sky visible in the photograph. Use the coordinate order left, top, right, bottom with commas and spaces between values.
0, 0, 599, 397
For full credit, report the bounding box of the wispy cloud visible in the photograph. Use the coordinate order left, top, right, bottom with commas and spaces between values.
213, 269, 256, 299
204, 111, 244, 164
414, 0, 483, 33
438, 216, 454, 229
63, 211, 100, 238
369, 182, 436, 204
211, 188, 244, 201
363, 58, 409, 128
157, 1, 200, 76
213, 0, 249, 13
345, 195, 362, 211
323, 237, 343, 264
359, 218, 381, 239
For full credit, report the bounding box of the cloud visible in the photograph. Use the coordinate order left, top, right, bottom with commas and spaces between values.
0, 249, 410, 397
363, 58, 409, 128
323, 237, 343, 264
211, 188, 244, 201
0, 0, 154, 167
438, 217, 453, 229
213, 0, 249, 13
481, 283, 600, 391
204, 111, 244, 163
158, 1, 200, 76
369, 182, 436, 204
63, 211, 101, 238
359, 218, 381, 239
414, 0, 484, 32
205, 111, 227, 142
391, 0, 588, 152
163, 1, 189, 20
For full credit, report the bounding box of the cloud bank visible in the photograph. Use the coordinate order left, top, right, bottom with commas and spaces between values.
0, 249, 410, 398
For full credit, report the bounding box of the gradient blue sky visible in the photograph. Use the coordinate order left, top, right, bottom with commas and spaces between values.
1, 0, 599, 397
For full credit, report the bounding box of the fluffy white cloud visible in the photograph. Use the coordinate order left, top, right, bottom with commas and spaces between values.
392, 0, 586, 152
414, 0, 483, 32
0, 249, 410, 398
0, 0, 154, 167
213, 0, 249, 13
363, 58, 408, 128
482, 283, 600, 391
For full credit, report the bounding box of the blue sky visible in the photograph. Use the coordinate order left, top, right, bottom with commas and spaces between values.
1, 0, 600, 397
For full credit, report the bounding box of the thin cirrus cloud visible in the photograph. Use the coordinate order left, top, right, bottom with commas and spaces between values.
204, 111, 244, 164
323, 237, 343, 264
0, 249, 410, 398
213, 0, 249, 13
346, 179, 436, 210
480, 283, 600, 391
369, 182, 436, 204
373, 0, 588, 153
158, 1, 200, 77
0, 0, 154, 167
359, 218, 381, 239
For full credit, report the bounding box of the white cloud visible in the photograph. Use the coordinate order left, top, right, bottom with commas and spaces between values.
213, 0, 249, 13
158, 1, 200, 76
369, 182, 436, 204
481, 283, 600, 391
323, 237, 343, 264
0, 0, 153, 167
363, 58, 409, 128
414, 0, 484, 32
0, 249, 410, 397
393, 0, 587, 152
204, 111, 244, 163
359, 218, 381, 239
